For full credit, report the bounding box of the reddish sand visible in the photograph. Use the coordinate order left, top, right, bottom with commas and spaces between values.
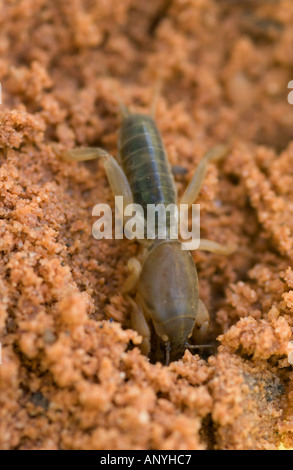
0, 0, 293, 450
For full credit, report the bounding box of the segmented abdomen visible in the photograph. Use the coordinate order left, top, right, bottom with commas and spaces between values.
119, 114, 177, 214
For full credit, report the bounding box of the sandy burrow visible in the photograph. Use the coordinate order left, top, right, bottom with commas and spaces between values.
0, 0, 293, 449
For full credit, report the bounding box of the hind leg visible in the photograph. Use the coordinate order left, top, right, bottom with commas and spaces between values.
61, 147, 133, 207
180, 146, 229, 207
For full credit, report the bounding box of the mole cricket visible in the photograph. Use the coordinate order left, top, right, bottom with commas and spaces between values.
62, 94, 235, 364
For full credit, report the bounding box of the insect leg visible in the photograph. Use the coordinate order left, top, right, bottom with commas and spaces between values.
180, 145, 229, 207
192, 298, 210, 344
62, 147, 133, 207
129, 297, 151, 356
198, 238, 236, 255
122, 258, 142, 294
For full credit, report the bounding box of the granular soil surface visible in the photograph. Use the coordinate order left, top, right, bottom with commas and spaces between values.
0, 0, 293, 450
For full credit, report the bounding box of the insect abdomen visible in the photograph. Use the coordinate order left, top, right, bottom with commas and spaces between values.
119, 114, 177, 213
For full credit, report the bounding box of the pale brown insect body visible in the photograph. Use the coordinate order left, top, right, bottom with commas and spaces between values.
63, 105, 235, 364
137, 240, 200, 362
